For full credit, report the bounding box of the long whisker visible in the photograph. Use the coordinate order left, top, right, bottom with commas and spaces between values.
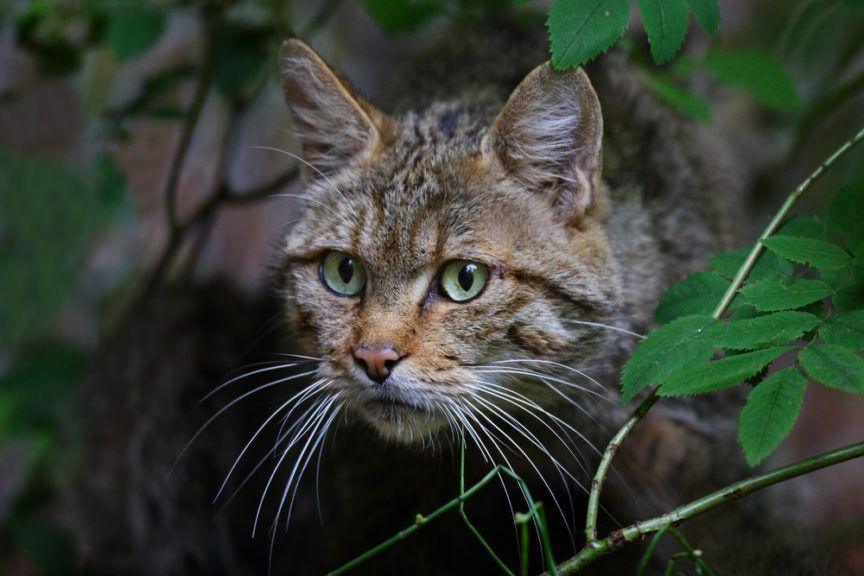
214, 378, 329, 501
474, 367, 610, 402
201, 361, 313, 403
563, 319, 644, 339
491, 359, 609, 392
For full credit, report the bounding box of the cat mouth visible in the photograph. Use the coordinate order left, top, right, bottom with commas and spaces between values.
364, 395, 425, 417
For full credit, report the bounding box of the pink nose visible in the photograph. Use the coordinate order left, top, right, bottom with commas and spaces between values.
353, 344, 403, 384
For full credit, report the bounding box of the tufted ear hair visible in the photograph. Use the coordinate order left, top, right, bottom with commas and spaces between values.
279, 38, 388, 176
482, 63, 603, 221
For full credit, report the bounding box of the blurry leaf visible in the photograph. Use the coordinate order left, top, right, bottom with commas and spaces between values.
548, 0, 630, 70
740, 278, 832, 312
702, 50, 800, 110
654, 271, 728, 323
213, 23, 270, 95
659, 346, 790, 396
106, 6, 165, 61
684, 0, 719, 34
820, 311, 864, 350
827, 185, 864, 241
800, 344, 864, 393
94, 153, 126, 210
845, 0, 864, 14
363, 0, 443, 34
620, 315, 716, 403
710, 246, 793, 282
641, 70, 712, 122
637, 0, 689, 65
738, 368, 806, 466
9, 517, 75, 576
761, 235, 852, 270
0, 151, 108, 348
0, 342, 87, 432
704, 311, 821, 350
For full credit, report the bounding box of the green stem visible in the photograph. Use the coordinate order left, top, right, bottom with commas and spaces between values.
583, 123, 864, 543
558, 440, 864, 574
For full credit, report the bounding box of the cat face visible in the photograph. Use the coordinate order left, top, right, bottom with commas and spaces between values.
278, 40, 620, 442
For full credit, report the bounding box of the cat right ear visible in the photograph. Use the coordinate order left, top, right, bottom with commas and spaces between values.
279, 38, 388, 176
482, 63, 603, 223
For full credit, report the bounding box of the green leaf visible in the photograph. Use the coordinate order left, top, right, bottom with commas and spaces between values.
820, 311, 864, 350
738, 368, 806, 466
704, 311, 821, 350
659, 346, 790, 396
637, 0, 689, 65
823, 264, 864, 312
777, 215, 827, 240
640, 70, 712, 122
702, 50, 799, 110
653, 271, 729, 324
761, 235, 852, 270
740, 278, 832, 312
363, 0, 443, 34
684, 0, 719, 33
709, 246, 793, 282
799, 344, 864, 393
827, 185, 864, 241
620, 315, 717, 403
9, 517, 75, 576
106, 7, 166, 61
548, 0, 630, 70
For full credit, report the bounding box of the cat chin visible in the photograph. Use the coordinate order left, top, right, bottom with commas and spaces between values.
357, 405, 448, 444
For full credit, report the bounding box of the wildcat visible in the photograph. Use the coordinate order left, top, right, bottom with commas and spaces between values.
67, 20, 836, 576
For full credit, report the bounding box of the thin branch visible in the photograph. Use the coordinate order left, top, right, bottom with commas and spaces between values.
583, 122, 864, 543
557, 440, 864, 574
163, 8, 219, 235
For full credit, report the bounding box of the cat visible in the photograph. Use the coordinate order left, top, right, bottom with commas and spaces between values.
65, 19, 837, 576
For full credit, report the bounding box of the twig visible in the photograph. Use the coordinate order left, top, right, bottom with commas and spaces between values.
557, 440, 864, 574
163, 8, 219, 236
583, 123, 864, 544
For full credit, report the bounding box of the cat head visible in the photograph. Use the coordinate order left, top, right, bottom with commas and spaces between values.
277, 39, 620, 442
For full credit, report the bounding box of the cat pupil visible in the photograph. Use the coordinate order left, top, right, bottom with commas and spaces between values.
338, 258, 354, 284
458, 264, 475, 291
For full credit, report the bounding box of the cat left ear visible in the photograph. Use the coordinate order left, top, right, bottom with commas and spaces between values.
279, 38, 388, 176
482, 63, 603, 221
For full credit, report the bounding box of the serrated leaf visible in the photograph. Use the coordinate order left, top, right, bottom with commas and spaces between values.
620, 315, 717, 403
709, 246, 793, 282
827, 185, 864, 241
820, 311, 864, 350
799, 344, 864, 393
777, 215, 827, 240
822, 264, 864, 312
684, 0, 720, 33
106, 7, 166, 61
653, 271, 729, 323
761, 235, 852, 270
738, 368, 806, 466
659, 346, 790, 396
548, 0, 630, 70
702, 50, 799, 110
704, 311, 820, 350
740, 278, 832, 312
638, 0, 689, 65
641, 70, 712, 122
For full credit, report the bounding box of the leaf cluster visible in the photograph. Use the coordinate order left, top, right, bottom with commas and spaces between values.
622, 186, 864, 466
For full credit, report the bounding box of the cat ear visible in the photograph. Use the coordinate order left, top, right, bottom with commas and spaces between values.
279, 38, 387, 175
482, 63, 603, 220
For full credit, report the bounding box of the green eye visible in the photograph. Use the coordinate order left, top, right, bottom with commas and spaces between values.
439, 260, 489, 302
320, 251, 367, 296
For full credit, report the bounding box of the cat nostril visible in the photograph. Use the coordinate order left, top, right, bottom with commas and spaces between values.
353, 344, 403, 384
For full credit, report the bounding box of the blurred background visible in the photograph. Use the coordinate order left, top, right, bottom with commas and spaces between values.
1, 0, 864, 573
